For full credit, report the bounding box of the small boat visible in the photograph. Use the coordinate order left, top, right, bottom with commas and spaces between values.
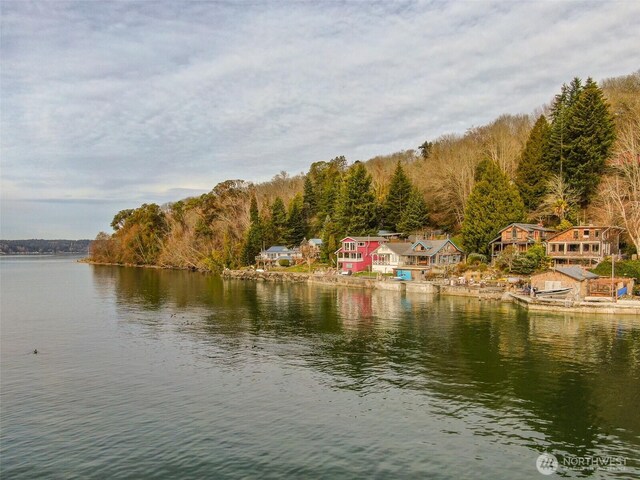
535, 287, 572, 297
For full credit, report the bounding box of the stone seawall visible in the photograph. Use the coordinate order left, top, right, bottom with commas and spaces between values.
222, 270, 440, 294
509, 293, 640, 315
440, 285, 505, 300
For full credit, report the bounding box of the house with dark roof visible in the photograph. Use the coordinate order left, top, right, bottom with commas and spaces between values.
371, 242, 413, 274
489, 223, 555, 259
370, 239, 464, 278
403, 239, 464, 268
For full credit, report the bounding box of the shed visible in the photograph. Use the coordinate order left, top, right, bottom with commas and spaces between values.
530, 266, 599, 299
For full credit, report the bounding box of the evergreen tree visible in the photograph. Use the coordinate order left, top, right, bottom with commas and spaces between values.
286, 194, 307, 245
397, 188, 428, 233
302, 176, 316, 220
242, 195, 263, 265
383, 161, 413, 230
335, 162, 378, 236
269, 197, 287, 244
545, 78, 582, 175
563, 78, 615, 206
515, 115, 551, 211
315, 177, 337, 232
462, 160, 525, 255
320, 214, 340, 264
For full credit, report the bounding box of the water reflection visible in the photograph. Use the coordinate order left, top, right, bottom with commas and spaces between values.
92, 265, 640, 471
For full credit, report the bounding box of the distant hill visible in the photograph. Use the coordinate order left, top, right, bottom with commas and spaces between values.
0, 239, 91, 255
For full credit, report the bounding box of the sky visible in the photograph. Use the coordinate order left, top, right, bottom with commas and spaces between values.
1, 1, 639, 239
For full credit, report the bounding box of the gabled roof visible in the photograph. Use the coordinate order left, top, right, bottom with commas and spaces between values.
265, 246, 290, 253
489, 223, 556, 245
405, 239, 462, 257
510, 223, 555, 233
308, 238, 323, 246
374, 242, 413, 255
555, 266, 599, 282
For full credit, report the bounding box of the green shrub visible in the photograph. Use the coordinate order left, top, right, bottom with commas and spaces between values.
467, 253, 488, 265
591, 260, 640, 280
278, 258, 291, 267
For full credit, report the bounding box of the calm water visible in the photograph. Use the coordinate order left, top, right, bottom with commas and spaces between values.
1, 256, 639, 479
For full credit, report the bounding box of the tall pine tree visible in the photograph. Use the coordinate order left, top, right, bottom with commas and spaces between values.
563, 77, 615, 206
286, 194, 307, 245
545, 78, 583, 175
383, 161, 412, 231
335, 162, 378, 236
302, 176, 316, 217
462, 160, 525, 255
242, 195, 263, 265
320, 215, 340, 264
544, 77, 614, 207
515, 115, 551, 211
397, 188, 428, 233
269, 197, 288, 245
308, 156, 347, 233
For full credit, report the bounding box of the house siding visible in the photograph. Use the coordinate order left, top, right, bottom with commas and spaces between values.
546, 227, 621, 266
530, 271, 588, 298
337, 237, 385, 273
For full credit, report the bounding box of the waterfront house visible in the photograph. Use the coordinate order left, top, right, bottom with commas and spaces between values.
489, 223, 555, 259
257, 246, 302, 265
371, 242, 413, 274
403, 239, 464, 268
390, 239, 464, 280
545, 226, 624, 267
336, 236, 387, 273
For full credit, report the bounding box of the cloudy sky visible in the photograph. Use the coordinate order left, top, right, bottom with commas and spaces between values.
1, 1, 639, 239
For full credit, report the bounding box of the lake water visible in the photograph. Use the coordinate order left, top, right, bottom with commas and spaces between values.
1, 256, 639, 479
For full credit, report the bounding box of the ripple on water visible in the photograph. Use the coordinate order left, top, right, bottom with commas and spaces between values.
2, 259, 640, 478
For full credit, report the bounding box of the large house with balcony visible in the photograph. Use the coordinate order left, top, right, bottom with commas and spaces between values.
371, 242, 413, 274
336, 236, 387, 273
489, 223, 556, 259
402, 239, 464, 268
545, 226, 624, 267
371, 239, 464, 277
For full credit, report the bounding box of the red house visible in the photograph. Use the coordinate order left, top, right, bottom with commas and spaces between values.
336, 236, 387, 273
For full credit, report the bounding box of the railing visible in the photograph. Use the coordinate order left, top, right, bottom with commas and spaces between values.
549, 252, 602, 257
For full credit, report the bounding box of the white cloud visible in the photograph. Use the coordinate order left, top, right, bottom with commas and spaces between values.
1, 0, 639, 238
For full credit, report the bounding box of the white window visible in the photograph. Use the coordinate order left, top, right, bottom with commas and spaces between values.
344, 242, 356, 251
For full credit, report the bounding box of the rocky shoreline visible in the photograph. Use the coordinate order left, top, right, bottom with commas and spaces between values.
81, 262, 639, 315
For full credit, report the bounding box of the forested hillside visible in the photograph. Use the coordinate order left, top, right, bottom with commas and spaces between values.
1, 239, 91, 255
90, 72, 640, 270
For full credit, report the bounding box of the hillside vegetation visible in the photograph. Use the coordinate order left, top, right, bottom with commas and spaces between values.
90, 72, 640, 271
